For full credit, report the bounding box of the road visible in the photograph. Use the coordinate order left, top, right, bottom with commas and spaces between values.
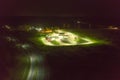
16, 44, 49, 80
27, 54, 45, 80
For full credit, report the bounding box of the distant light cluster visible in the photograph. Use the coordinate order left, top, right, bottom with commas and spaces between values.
40, 29, 96, 46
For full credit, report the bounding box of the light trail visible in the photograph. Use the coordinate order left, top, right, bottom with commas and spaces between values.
27, 54, 46, 80
79, 37, 95, 45
27, 55, 35, 80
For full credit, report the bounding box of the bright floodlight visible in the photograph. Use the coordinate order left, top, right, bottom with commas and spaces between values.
35, 27, 42, 31
40, 30, 97, 46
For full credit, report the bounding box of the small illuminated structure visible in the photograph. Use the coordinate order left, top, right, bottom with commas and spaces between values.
107, 26, 119, 30
40, 29, 98, 46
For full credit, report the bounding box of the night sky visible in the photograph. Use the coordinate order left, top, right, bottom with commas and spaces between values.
0, 0, 120, 24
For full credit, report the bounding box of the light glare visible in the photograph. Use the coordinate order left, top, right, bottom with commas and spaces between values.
40, 30, 97, 46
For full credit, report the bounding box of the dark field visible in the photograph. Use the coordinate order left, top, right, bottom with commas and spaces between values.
0, 28, 120, 80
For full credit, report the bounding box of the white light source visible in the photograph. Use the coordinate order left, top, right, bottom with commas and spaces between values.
35, 27, 42, 31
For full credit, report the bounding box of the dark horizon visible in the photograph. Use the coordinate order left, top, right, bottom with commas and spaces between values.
0, 0, 120, 25
0, 0, 119, 16
0, 16, 120, 26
